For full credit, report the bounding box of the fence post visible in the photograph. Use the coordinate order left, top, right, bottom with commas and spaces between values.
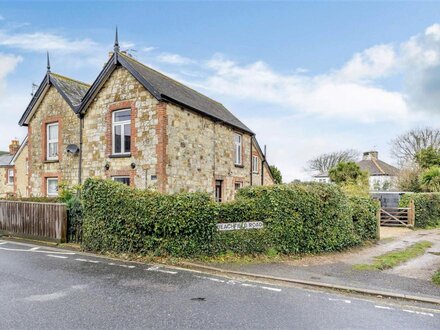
408, 199, 415, 228
376, 200, 381, 240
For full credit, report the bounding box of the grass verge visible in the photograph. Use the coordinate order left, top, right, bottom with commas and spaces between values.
433, 269, 440, 286
353, 241, 433, 271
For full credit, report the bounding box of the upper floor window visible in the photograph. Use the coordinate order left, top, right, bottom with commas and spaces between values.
252, 155, 259, 173
112, 109, 131, 155
234, 133, 242, 166
46, 122, 59, 160
7, 169, 14, 185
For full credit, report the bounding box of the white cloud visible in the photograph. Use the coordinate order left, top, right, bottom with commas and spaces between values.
0, 30, 98, 53
0, 53, 22, 91
156, 52, 193, 65
141, 46, 156, 53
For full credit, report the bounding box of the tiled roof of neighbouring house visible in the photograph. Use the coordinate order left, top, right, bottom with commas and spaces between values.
0, 154, 13, 166
358, 158, 400, 176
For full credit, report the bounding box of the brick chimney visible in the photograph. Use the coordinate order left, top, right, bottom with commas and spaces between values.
9, 139, 19, 155
363, 151, 378, 160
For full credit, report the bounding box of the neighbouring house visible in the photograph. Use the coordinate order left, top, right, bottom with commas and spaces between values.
16, 32, 274, 201
0, 140, 20, 198
10, 136, 29, 197
312, 151, 399, 191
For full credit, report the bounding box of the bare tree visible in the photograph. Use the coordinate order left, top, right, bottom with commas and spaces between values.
391, 127, 440, 165
307, 149, 360, 173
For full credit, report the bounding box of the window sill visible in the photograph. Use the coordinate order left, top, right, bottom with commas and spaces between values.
109, 154, 132, 159
44, 160, 59, 164
252, 172, 259, 174
234, 164, 244, 168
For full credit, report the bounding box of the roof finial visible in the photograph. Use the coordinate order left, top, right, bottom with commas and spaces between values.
46, 51, 51, 72
114, 26, 120, 53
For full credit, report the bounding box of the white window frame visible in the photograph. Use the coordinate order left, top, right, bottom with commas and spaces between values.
7, 168, 14, 185
234, 133, 242, 166
112, 176, 131, 186
46, 178, 59, 197
112, 109, 131, 155
252, 155, 259, 174
46, 122, 59, 161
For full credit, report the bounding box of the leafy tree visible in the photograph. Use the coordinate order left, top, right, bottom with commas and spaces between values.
415, 147, 440, 169
397, 167, 423, 192
307, 149, 359, 173
269, 165, 282, 184
328, 162, 368, 185
391, 127, 440, 164
420, 166, 440, 192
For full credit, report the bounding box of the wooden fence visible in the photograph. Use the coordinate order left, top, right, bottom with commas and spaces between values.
0, 200, 67, 242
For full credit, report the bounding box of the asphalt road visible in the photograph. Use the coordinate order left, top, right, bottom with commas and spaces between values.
0, 240, 439, 329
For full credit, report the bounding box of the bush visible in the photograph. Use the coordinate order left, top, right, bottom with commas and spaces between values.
81, 179, 377, 258
349, 196, 379, 241
400, 193, 440, 228
82, 178, 217, 257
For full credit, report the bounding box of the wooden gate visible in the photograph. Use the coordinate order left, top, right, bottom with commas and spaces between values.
0, 200, 67, 242
380, 200, 415, 227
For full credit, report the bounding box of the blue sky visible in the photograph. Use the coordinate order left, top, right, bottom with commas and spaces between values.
1, 1, 440, 181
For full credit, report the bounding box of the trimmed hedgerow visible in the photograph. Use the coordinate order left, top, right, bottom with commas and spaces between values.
81, 178, 377, 257
400, 193, 440, 228
82, 178, 217, 257
349, 196, 379, 241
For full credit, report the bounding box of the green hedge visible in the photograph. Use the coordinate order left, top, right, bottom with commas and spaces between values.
81, 179, 378, 257
82, 178, 217, 257
349, 196, 379, 240
400, 193, 440, 228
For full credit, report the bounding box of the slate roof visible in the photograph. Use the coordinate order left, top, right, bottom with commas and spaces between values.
358, 158, 399, 176
79, 52, 252, 133
120, 53, 252, 133
0, 154, 13, 166
49, 73, 90, 108
19, 72, 90, 126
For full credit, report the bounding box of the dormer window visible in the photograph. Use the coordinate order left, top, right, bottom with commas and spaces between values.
112, 109, 131, 155
46, 122, 59, 160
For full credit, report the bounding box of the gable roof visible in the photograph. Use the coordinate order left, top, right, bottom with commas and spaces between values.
358, 158, 399, 176
10, 136, 28, 164
19, 72, 90, 126
0, 154, 13, 167
78, 52, 253, 134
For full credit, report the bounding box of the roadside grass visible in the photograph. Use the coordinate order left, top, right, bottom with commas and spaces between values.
433, 269, 440, 286
353, 241, 433, 271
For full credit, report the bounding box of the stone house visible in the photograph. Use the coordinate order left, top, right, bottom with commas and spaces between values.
0, 140, 20, 198
16, 35, 274, 201
10, 137, 29, 197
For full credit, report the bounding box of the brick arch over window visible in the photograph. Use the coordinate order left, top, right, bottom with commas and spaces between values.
106, 101, 138, 157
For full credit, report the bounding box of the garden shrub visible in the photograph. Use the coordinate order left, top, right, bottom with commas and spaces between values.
400, 193, 440, 228
349, 196, 379, 240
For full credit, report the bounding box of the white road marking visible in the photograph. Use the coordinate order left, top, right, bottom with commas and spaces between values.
108, 262, 135, 269
75, 258, 99, 264
46, 254, 68, 259
241, 283, 258, 288
194, 275, 225, 283
328, 298, 351, 304
0, 242, 7, 245
146, 266, 177, 274
0, 246, 75, 255
403, 310, 434, 317
260, 286, 282, 292
24, 291, 67, 302
375, 305, 394, 310
30, 247, 40, 251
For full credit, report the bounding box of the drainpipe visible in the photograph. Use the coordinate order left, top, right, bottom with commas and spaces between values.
261, 145, 266, 185
78, 114, 83, 185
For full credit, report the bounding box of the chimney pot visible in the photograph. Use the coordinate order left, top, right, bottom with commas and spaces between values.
363, 151, 378, 160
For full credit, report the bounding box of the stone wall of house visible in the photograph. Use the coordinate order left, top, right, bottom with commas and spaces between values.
14, 144, 28, 197
28, 86, 80, 196
166, 103, 253, 202
81, 67, 160, 190
0, 167, 14, 198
